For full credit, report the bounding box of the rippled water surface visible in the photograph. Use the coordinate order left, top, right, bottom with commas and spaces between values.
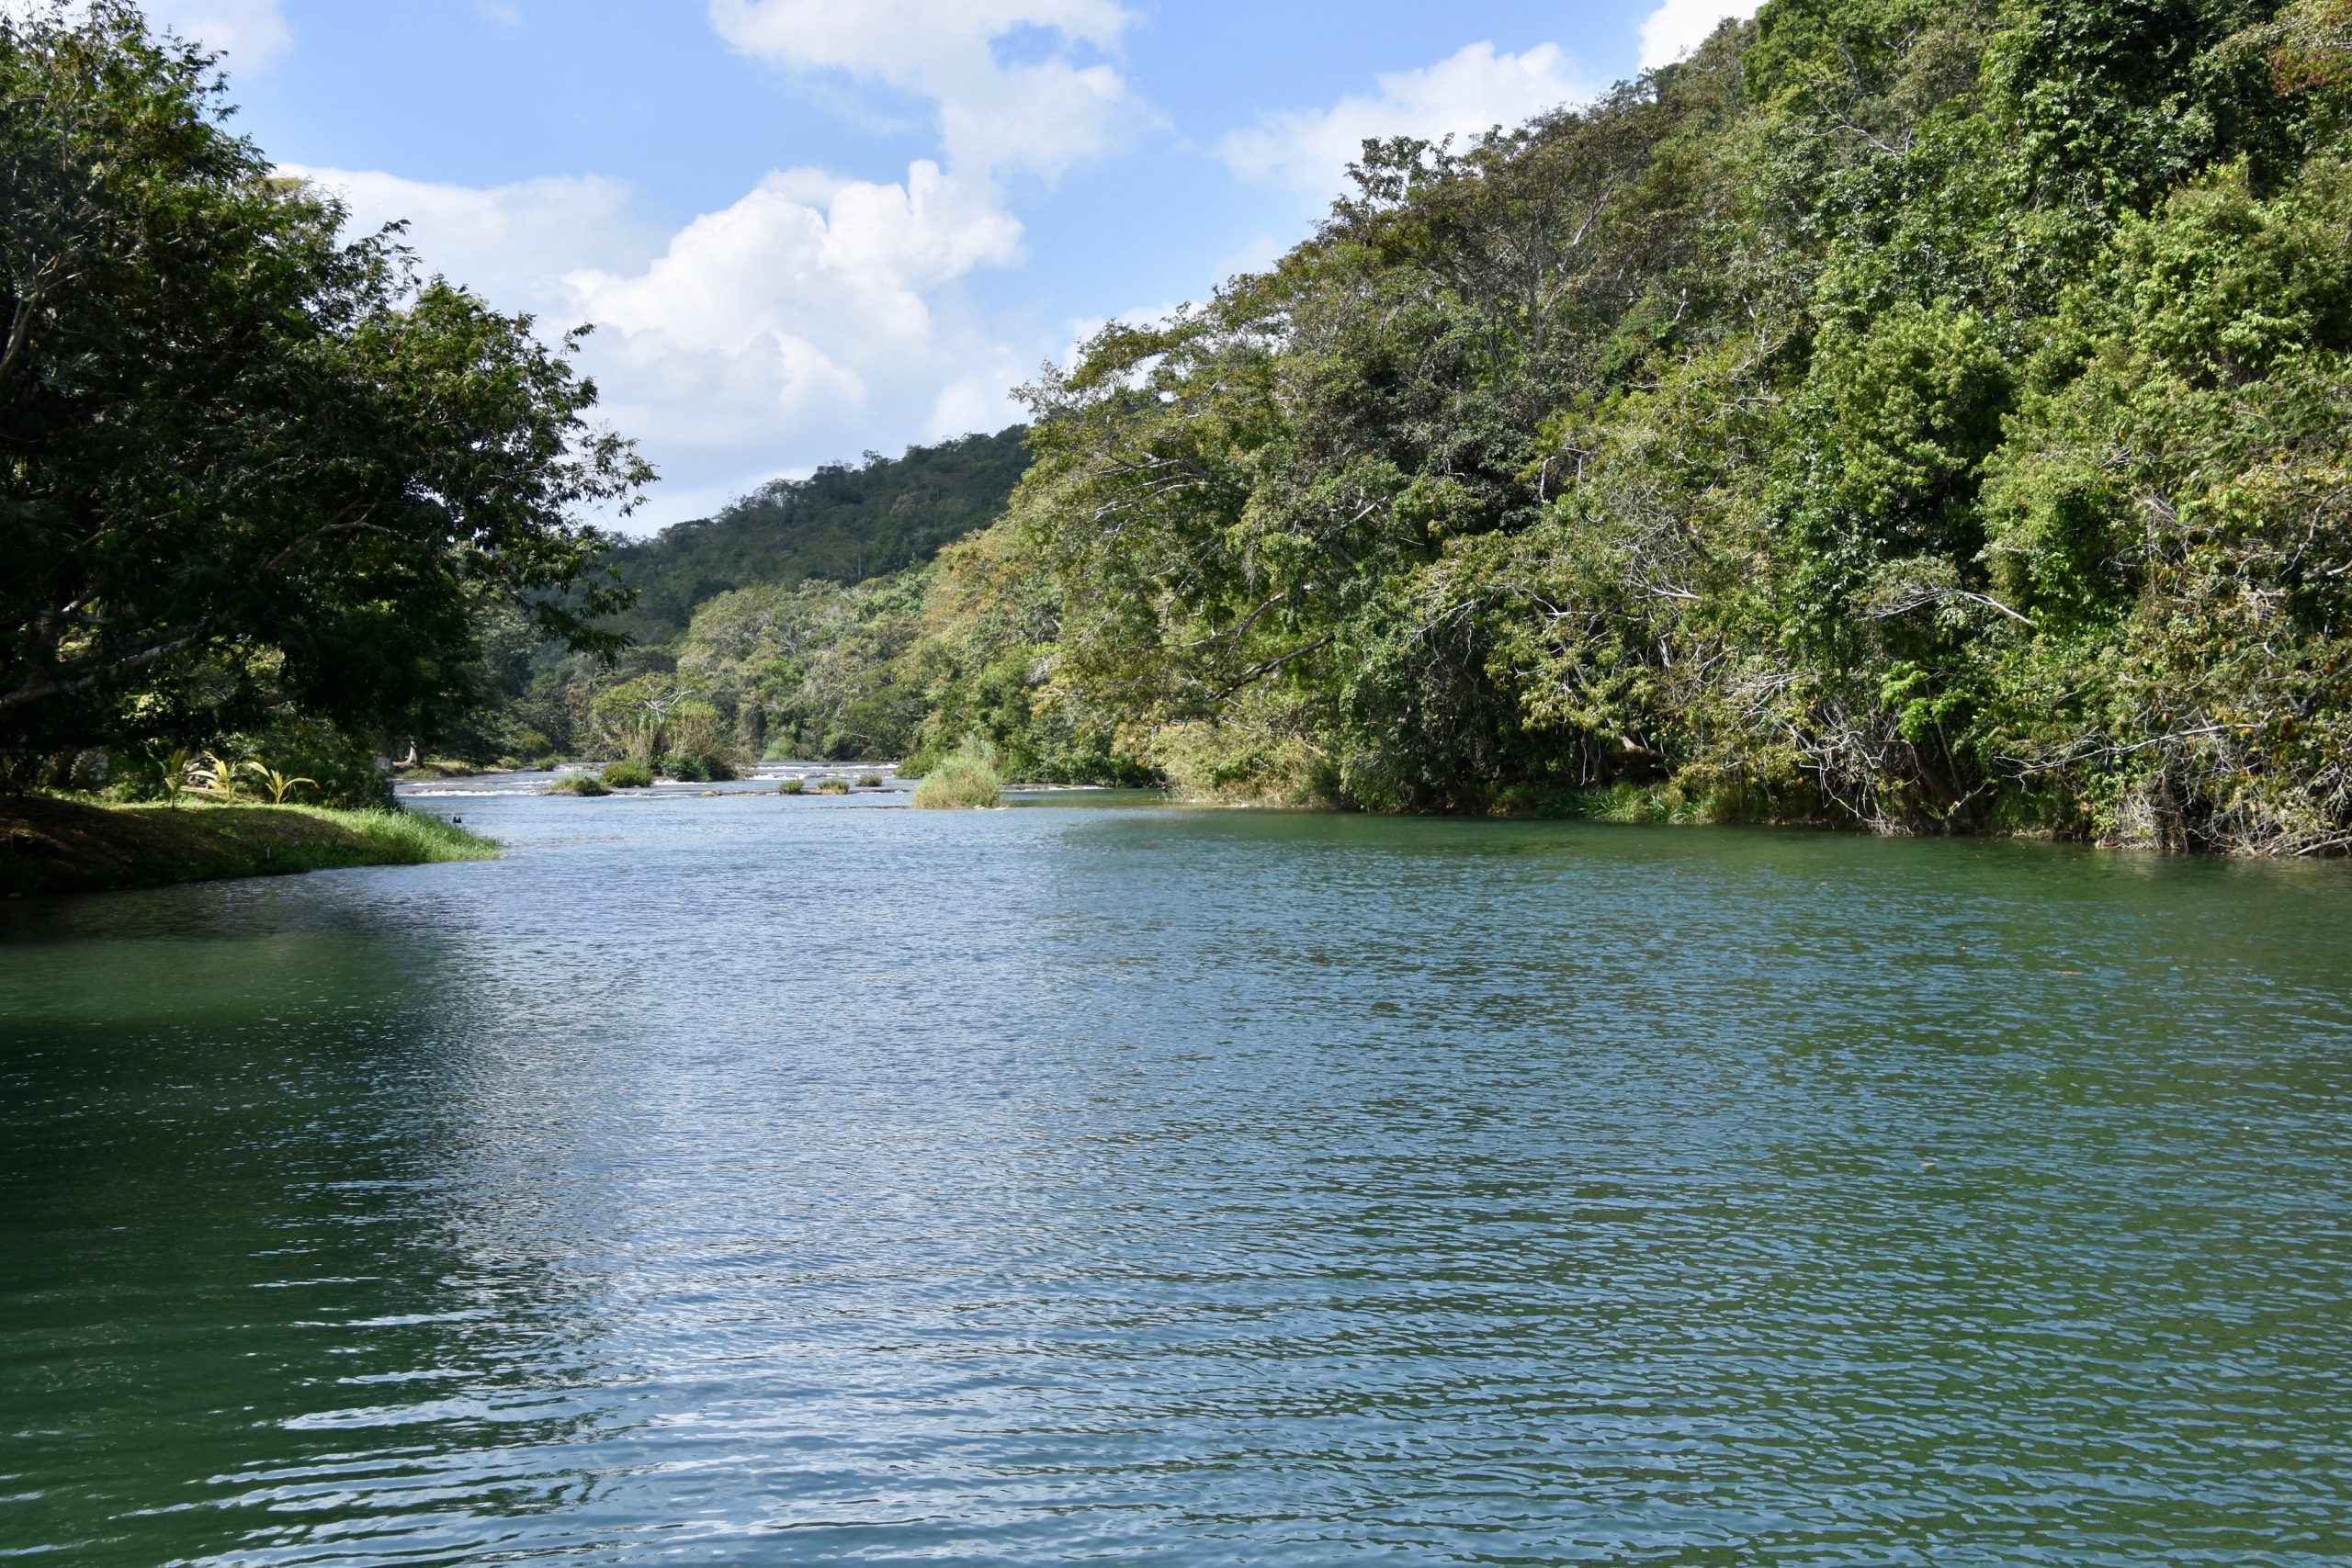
5, 785, 2351, 1564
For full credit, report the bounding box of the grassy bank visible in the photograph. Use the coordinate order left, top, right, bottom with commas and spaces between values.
0, 795, 497, 897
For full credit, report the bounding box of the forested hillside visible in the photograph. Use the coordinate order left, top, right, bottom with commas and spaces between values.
604, 428, 1027, 644
896, 0, 2352, 852
458, 433, 1025, 770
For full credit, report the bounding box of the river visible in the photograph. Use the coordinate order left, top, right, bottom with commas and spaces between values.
4, 778, 2349, 1564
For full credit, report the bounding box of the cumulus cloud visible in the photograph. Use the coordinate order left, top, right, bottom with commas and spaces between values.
707, 0, 1146, 180
1218, 41, 1595, 200
1637, 0, 1760, 71
4, 0, 293, 69
153, 0, 291, 70
284, 165, 657, 314
563, 163, 1025, 446
292, 160, 1035, 523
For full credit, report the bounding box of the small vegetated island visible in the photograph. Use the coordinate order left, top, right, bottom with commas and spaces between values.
11, 0, 2352, 885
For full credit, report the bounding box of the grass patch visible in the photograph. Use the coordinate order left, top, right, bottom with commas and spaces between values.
776, 777, 805, 795
601, 759, 654, 789
395, 756, 480, 780
855, 773, 884, 788
912, 747, 1003, 809
1503, 773, 1817, 828
0, 795, 497, 897
548, 774, 611, 796
812, 778, 851, 795
1549, 782, 1689, 824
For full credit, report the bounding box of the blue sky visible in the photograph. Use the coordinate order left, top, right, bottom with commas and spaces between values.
154, 0, 1756, 529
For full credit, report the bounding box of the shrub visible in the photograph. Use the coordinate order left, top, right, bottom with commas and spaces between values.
855, 773, 883, 787
776, 777, 805, 795
913, 744, 1002, 809
548, 774, 611, 795
659, 750, 738, 783
813, 777, 851, 795
601, 759, 653, 789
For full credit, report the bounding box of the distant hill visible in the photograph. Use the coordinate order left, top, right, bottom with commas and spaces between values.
605, 426, 1029, 644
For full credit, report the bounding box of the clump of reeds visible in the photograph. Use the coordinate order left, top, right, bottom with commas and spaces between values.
912, 744, 1002, 809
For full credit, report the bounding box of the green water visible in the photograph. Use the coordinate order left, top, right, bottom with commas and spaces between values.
4, 784, 2349, 1564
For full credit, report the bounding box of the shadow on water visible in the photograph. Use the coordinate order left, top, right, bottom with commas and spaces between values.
0, 887, 625, 1564
4, 798, 2351, 1563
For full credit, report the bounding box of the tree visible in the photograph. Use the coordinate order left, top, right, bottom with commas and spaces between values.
899, 0, 2352, 851
0, 2, 650, 779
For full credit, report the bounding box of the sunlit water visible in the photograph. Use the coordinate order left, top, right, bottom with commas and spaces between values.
5, 781, 2350, 1564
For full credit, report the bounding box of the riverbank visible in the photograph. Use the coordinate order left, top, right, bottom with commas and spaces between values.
0, 795, 496, 897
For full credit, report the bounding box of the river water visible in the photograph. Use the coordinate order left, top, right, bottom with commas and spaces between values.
4, 780, 2350, 1564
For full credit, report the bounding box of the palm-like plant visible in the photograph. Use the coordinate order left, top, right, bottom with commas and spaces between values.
155, 747, 196, 807
190, 750, 243, 802
243, 762, 318, 805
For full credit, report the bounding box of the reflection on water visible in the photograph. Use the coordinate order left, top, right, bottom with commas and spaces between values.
4, 795, 2350, 1564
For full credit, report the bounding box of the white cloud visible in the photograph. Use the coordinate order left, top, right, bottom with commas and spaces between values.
1217, 41, 1595, 199
928, 352, 1033, 438
563, 162, 1024, 447
153, 0, 291, 71
1058, 300, 1182, 372
3, 0, 292, 70
1637, 0, 1759, 71
285, 164, 658, 315
291, 160, 1036, 527
707, 0, 1145, 180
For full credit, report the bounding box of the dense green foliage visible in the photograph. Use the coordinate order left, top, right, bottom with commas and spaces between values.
899, 0, 2352, 852
0, 4, 648, 788
676, 568, 933, 761
602, 429, 1028, 645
